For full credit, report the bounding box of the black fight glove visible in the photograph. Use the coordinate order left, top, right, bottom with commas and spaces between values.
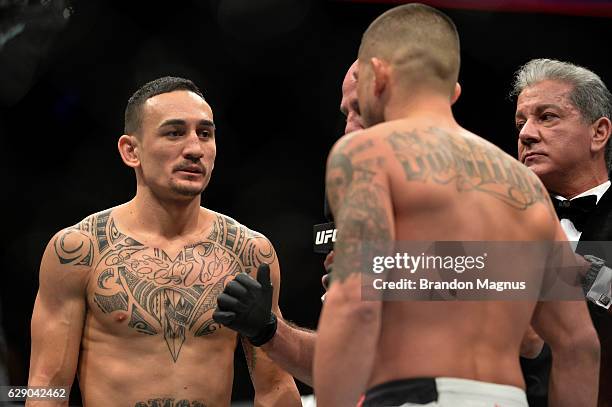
213, 263, 277, 346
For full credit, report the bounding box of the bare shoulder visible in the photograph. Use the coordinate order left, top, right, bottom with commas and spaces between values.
40, 210, 117, 295
51, 210, 113, 268
326, 128, 390, 207
379, 124, 552, 212
329, 128, 387, 161
205, 209, 276, 274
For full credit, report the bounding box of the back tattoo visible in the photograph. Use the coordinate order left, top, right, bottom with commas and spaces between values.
387, 128, 550, 210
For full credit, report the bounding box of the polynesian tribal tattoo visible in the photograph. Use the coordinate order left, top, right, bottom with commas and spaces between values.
133, 399, 206, 407
53, 210, 274, 362
386, 127, 550, 210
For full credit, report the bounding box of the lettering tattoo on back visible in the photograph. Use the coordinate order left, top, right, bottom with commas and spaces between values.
387, 128, 550, 210
325, 128, 554, 282
53, 210, 275, 362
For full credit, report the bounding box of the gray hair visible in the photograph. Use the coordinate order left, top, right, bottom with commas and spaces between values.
511, 58, 612, 171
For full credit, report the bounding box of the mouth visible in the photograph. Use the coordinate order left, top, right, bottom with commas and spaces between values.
175, 166, 205, 175
522, 152, 545, 163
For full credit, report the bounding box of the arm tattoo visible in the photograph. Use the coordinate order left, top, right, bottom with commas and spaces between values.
333, 184, 392, 282
326, 138, 392, 282
207, 215, 275, 272
58, 210, 276, 362
387, 128, 550, 210
326, 150, 353, 212
53, 228, 94, 267
326, 138, 385, 214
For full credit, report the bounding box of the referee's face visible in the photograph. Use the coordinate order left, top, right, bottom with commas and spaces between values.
516, 80, 593, 188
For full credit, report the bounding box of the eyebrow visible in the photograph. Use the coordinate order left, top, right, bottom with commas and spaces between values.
159, 119, 216, 128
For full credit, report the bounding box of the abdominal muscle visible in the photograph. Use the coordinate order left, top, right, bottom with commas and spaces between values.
77, 316, 237, 407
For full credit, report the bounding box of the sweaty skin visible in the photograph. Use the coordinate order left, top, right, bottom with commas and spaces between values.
28, 209, 300, 407
315, 15, 600, 403
27, 89, 301, 407
315, 114, 600, 406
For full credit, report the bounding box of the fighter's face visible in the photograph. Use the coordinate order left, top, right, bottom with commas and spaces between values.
516, 80, 592, 185
340, 62, 363, 134
137, 90, 216, 199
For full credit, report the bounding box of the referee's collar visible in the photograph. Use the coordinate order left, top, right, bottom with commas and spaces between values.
553, 180, 611, 204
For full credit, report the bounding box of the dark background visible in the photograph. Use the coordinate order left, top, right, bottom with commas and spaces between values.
0, 0, 610, 404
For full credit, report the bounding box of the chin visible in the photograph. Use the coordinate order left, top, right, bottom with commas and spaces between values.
174, 188, 203, 197
528, 164, 553, 178
170, 181, 206, 197
345, 124, 362, 134
526, 165, 558, 189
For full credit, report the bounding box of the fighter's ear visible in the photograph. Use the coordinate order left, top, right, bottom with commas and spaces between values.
591, 116, 612, 155
370, 57, 390, 97
118, 134, 140, 168
451, 82, 462, 105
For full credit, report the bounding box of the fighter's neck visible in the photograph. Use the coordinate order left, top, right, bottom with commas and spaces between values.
124, 190, 207, 239
383, 95, 455, 124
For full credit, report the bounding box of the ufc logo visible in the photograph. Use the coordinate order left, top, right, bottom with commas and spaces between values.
315, 229, 337, 244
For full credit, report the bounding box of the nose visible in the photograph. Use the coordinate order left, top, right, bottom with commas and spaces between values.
183, 130, 204, 161
518, 119, 541, 147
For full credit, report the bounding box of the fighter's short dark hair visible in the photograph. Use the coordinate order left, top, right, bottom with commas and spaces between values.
124, 76, 205, 134
359, 3, 460, 94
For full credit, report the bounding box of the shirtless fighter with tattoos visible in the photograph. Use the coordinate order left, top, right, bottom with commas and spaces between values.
313, 4, 600, 407
26, 77, 301, 407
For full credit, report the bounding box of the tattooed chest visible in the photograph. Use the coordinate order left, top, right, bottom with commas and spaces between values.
55, 210, 274, 362
89, 241, 242, 361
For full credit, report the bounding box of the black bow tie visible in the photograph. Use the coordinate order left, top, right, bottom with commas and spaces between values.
552, 195, 597, 231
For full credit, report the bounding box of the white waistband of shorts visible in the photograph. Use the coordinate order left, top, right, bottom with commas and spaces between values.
435, 377, 527, 403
